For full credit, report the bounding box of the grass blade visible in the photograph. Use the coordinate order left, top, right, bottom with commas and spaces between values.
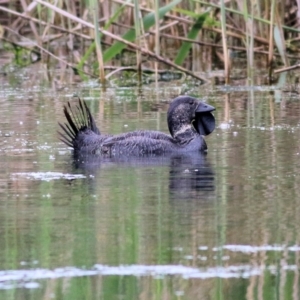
174, 9, 210, 66
103, 0, 181, 62
77, 2, 127, 80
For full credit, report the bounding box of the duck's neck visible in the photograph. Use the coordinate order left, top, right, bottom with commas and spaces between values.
172, 124, 196, 144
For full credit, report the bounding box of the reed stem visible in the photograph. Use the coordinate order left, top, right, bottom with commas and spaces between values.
133, 0, 142, 82
268, 0, 275, 80
89, 0, 105, 84
154, 0, 160, 86
220, 0, 230, 84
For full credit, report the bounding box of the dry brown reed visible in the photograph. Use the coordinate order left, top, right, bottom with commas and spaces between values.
0, 0, 300, 83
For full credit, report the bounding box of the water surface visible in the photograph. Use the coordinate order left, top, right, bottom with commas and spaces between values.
0, 66, 299, 299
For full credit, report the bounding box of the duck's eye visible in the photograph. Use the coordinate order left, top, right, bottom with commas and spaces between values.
189, 101, 194, 105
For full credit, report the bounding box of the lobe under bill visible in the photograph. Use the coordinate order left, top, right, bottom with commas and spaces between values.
194, 112, 215, 136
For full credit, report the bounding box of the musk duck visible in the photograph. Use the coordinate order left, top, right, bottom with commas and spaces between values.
59, 96, 215, 156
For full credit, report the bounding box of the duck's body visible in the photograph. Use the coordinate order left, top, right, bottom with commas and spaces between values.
59, 96, 215, 157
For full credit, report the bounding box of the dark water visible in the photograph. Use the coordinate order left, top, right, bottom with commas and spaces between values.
0, 67, 300, 299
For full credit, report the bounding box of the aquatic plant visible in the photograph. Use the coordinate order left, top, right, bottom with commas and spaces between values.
0, 0, 299, 83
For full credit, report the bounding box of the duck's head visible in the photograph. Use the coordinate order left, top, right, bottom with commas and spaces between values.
167, 96, 215, 138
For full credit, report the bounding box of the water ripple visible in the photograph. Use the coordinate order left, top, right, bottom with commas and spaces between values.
11, 172, 86, 181
0, 263, 298, 290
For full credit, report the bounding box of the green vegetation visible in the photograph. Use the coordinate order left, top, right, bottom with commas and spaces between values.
0, 0, 299, 83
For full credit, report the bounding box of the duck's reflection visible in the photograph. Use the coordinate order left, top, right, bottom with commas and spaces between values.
168, 153, 214, 201
72, 152, 214, 202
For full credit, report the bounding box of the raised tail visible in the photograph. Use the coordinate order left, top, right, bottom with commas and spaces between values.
58, 98, 101, 148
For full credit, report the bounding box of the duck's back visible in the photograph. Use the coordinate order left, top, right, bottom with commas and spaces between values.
100, 130, 207, 156
100, 130, 175, 156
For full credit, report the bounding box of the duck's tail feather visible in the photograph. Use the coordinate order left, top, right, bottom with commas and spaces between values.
58, 98, 100, 148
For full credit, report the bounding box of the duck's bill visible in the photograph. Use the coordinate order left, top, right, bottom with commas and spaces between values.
194, 112, 216, 136
195, 102, 215, 113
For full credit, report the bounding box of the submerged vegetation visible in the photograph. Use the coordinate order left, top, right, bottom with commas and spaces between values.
0, 0, 300, 84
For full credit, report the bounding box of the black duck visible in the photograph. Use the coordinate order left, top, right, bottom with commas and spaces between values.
59, 96, 215, 156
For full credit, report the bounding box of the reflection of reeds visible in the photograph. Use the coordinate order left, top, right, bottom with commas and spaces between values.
0, 0, 299, 83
